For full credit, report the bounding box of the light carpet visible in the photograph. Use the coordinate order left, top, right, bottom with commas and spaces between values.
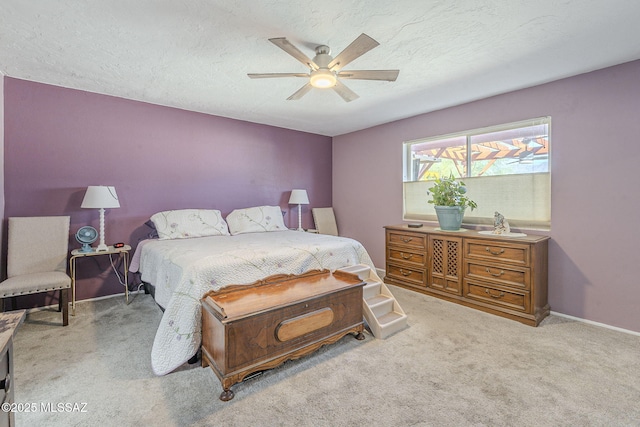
12, 286, 640, 426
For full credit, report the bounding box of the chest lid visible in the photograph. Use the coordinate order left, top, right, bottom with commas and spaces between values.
202, 270, 363, 320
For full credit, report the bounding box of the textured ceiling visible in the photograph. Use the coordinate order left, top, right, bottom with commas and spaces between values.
2, 1, 640, 136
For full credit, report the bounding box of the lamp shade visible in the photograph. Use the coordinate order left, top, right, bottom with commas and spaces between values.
81, 186, 120, 209
288, 189, 309, 205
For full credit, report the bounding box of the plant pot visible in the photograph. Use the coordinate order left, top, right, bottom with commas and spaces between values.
434, 206, 465, 231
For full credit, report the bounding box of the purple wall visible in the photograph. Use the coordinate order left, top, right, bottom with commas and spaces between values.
3, 77, 331, 304
5, 60, 639, 332
333, 60, 640, 333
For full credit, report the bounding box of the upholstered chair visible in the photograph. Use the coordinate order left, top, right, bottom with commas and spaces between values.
312, 207, 339, 236
0, 216, 71, 326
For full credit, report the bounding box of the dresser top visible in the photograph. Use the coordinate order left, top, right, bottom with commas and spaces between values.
385, 224, 550, 243
0, 310, 26, 352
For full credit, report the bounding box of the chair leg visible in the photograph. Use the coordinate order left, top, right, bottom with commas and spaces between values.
61, 288, 69, 326
2, 297, 18, 311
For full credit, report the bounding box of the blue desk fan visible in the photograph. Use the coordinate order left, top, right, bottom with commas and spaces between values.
76, 226, 98, 252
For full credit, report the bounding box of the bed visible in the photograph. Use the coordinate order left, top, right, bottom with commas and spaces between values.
131, 206, 379, 375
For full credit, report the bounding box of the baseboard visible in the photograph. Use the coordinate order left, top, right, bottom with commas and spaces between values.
550, 311, 640, 336
25, 277, 640, 337
24, 290, 145, 315
378, 268, 639, 337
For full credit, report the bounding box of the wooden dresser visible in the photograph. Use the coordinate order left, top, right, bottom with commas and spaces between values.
201, 270, 365, 401
0, 310, 26, 427
385, 224, 549, 326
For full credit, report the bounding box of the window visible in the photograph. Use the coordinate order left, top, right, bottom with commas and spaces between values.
403, 117, 551, 230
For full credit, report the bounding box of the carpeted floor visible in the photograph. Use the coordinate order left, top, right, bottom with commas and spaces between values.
12, 285, 640, 426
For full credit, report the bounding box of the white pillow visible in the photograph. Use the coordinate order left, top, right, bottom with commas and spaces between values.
150, 209, 230, 240
226, 205, 287, 235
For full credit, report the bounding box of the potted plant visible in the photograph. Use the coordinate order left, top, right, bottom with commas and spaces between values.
427, 175, 478, 231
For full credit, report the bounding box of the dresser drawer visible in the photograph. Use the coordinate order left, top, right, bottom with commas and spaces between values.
464, 261, 530, 289
387, 247, 426, 267
464, 239, 530, 266
387, 231, 427, 250
464, 280, 530, 313
386, 263, 426, 287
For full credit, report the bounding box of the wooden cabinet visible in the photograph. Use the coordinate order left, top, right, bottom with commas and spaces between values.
429, 235, 463, 295
201, 270, 365, 401
385, 225, 549, 326
0, 310, 26, 427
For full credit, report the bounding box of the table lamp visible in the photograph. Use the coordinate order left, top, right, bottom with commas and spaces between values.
288, 189, 309, 231
81, 186, 120, 251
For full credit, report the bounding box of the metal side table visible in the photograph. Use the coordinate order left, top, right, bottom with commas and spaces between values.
69, 245, 131, 315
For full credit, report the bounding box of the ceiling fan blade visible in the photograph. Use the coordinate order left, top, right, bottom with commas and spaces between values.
286, 83, 313, 100
248, 73, 309, 79
337, 69, 399, 81
269, 38, 318, 70
332, 80, 359, 102
328, 33, 379, 72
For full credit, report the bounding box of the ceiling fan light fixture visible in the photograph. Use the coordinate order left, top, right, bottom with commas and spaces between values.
251, 34, 397, 101
310, 69, 337, 88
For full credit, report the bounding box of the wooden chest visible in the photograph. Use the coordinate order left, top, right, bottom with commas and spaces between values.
201, 270, 365, 401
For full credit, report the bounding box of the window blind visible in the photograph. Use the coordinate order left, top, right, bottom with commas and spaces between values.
403, 173, 551, 229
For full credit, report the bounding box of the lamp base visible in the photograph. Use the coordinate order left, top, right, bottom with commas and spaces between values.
96, 208, 109, 252
296, 204, 304, 232
96, 243, 109, 252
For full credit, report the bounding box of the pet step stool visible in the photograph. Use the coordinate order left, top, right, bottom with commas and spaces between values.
338, 264, 408, 339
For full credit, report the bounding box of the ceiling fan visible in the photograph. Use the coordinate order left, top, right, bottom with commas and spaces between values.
248, 33, 399, 102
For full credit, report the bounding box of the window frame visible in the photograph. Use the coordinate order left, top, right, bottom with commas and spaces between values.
402, 117, 551, 230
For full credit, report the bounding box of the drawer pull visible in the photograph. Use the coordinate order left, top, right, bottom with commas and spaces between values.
485, 267, 504, 277
486, 247, 505, 256
485, 289, 505, 299
401, 237, 413, 243
400, 269, 412, 277
401, 252, 413, 260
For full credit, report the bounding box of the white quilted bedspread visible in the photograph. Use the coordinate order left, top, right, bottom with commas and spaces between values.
138, 230, 376, 375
